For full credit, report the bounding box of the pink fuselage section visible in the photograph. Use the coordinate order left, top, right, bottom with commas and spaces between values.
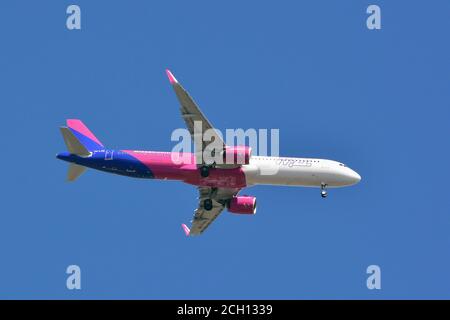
122, 150, 247, 189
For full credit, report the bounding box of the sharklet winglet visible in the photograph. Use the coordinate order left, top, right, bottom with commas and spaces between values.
181, 224, 190, 237
166, 69, 178, 85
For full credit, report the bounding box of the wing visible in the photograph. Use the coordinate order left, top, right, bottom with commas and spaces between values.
186, 186, 240, 236
166, 69, 227, 166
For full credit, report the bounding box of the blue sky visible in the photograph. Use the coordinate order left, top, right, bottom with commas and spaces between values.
1, 0, 449, 299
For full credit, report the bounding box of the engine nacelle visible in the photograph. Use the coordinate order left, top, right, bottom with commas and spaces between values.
228, 196, 257, 215
223, 146, 252, 165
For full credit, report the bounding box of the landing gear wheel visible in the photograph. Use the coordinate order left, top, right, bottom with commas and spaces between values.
200, 166, 210, 178
204, 199, 213, 211
321, 183, 328, 198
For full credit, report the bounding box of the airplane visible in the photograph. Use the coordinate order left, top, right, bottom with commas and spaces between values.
56, 69, 361, 236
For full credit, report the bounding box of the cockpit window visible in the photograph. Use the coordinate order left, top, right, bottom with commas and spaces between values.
339, 163, 345, 167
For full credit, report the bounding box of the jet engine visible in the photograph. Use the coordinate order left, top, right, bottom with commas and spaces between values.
222, 146, 252, 165
228, 196, 257, 214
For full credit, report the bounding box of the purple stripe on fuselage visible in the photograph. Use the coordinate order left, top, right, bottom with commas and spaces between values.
58, 150, 154, 179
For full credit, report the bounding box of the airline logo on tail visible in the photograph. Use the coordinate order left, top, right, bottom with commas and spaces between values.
64, 119, 104, 151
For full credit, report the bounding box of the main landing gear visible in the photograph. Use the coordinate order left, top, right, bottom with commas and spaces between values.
203, 187, 217, 211
321, 183, 328, 198
200, 166, 210, 178
203, 199, 213, 211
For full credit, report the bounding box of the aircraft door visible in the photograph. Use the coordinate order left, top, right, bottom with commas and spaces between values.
105, 150, 114, 160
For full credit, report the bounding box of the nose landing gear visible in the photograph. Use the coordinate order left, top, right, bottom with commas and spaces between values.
321, 183, 328, 198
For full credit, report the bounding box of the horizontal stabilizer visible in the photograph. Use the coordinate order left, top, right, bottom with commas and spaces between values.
67, 163, 87, 181
60, 127, 91, 156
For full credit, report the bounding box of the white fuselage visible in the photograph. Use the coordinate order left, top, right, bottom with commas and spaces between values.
243, 156, 361, 188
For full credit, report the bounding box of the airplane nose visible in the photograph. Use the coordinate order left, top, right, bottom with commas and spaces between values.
348, 169, 361, 185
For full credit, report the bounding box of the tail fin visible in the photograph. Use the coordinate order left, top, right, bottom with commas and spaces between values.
65, 119, 104, 151
59, 120, 101, 182
60, 127, 91, 156
67, 163, 87, 181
